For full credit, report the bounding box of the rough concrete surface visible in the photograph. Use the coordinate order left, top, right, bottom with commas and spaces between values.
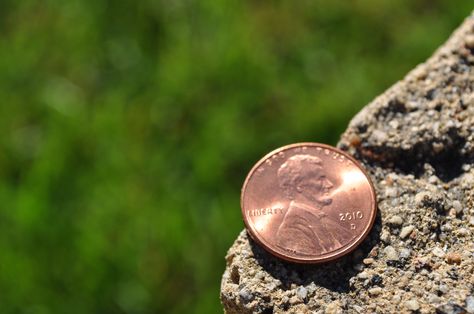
221, 12, 474, 314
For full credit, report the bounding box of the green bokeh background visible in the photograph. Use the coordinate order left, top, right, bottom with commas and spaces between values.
0, 1, 471, 313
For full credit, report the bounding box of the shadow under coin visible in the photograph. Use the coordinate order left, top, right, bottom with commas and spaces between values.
249, 210, 382, 293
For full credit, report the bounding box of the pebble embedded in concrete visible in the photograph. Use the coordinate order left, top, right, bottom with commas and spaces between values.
415, 191, 431, 206
383, 246, 399, 260
238, 288, 254, 304
465, 34, 474, 48
432, 247, 445, 258
445, 252, 462, 265
296, 287, 307, 301
368, 287, 382, 296
400, 225, 415, 239
452, 200, 463, 214
388, 215, 403, 226
466, 296, 474, 313
404, 300, 420, 311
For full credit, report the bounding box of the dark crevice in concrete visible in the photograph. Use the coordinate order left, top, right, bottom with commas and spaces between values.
374, 98, 409, 121
356, 131, 471, 182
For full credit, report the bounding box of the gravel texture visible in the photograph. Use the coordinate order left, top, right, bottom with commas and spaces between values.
221, 13, 474, 314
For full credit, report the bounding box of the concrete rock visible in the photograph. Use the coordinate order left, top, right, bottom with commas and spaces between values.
221, 12, 474, 314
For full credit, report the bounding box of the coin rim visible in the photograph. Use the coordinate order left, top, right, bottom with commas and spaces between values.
241, 142, 377, 264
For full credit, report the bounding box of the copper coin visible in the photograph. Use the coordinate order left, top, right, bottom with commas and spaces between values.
241, 143, 377, 263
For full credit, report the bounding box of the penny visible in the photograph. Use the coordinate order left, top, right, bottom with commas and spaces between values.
241, 143, 377, 263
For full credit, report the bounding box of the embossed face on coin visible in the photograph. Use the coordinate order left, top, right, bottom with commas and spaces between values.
241, 143, 377, 263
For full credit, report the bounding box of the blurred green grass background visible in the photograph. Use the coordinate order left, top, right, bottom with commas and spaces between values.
0, 1, 472, 313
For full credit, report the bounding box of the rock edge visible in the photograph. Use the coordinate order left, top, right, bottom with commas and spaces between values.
221, 12, 474, 314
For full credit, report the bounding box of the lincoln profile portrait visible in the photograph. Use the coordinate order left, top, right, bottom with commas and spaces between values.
276, 154, 353, 255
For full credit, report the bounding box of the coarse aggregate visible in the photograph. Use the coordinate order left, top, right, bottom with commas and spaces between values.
221, 12, 474, 314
